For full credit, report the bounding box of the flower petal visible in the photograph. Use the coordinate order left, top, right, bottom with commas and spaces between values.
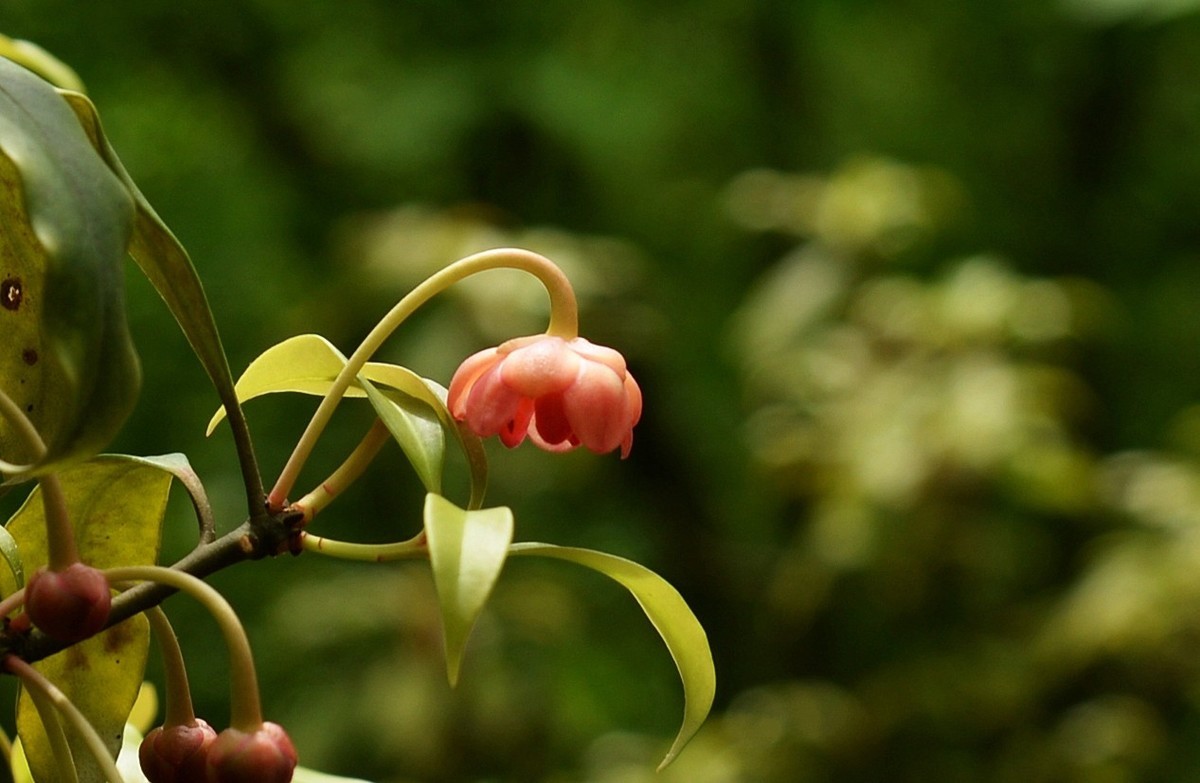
563, 361, 630, 454
448, 347, 502, 418
464, 365, 525, 438
568, 337, 627, 376
532, 393, 574, 446
499, 399, 534, 448
500, 336, 581, 397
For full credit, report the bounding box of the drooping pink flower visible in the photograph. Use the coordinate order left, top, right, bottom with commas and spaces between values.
448, 335, 642, 457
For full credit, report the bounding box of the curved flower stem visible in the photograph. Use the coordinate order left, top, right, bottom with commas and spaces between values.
0, 389, 78, 571
0, 587, 24, 621
144, 606, 196, 728
105, 566, 262, 732
301, 531, 427, 562
5, 655, 119, 783
0, 387, 42, 474
292, 418, 391, 523
268, 247, 579, 511
39, 474, 79, 571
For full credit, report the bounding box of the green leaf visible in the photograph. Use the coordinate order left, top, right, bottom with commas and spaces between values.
0, 522, 23, 588
0, 35, 85, 92
360, 376, 444, 493
359, 368, 487, 510
210, 335, 487, 507
0, 58, 139, 478
424, 493, 513, 686
508, 543, 715, 770
117, 452, 216, 542
205, 335, 359, 435
5, 455, 173, 783
58, 91, 241, 436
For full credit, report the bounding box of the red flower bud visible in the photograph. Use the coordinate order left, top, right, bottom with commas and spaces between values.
139, 719, 218, 783
205, 722, 297, 783
448, 335, 642, 457
24, 563, 111, 642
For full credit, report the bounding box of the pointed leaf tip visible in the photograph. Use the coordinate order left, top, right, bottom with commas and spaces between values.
508, 543, 715, 770
424, 494, 514, 686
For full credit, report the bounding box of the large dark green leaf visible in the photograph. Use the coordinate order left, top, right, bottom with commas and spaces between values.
0, 58, 139, 478
4, 454, 174, 783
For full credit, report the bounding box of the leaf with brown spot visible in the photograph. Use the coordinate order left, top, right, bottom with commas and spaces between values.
0, 58, 139, 478
5, 454, 173, 783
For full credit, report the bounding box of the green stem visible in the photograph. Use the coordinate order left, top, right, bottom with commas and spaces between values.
0, 387, 44, 474
301, 531, 427, 562
0, 389, 78, 570
105, 566, 263, 732
5, 655, 119, 783
218, 384, 268, 522
0, 587, 24, 621
268, 247, 579, 511
292, 418, 391, 523
39, 474, 79, 571
144, 606, 196, 728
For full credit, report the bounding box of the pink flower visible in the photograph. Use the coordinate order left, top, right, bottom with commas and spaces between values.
448, 335, 642, 457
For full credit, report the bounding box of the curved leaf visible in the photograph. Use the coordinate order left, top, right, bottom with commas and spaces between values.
361, 377, 443, 493
5, 455, 173, 782
210, 335, 487, 506
424, 493, 513, 686
0, 35, 85, 92
119, 452, 215, 542
0, 522, 23, 588
205, 334, 362, 435
59, 91, 240, 429
0, 58, 139, 478
508, 543, 715, 770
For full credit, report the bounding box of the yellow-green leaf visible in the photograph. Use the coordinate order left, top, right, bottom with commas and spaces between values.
205, 335, 358, 435
5, 455, 172, 783
508, 543, 715, 770
0, 35, 85, 92
358, 365, 487, 508
209, 335, 487, 507
360, 376, 443, 493
0, 58, 139, 478
424, 493, 513, 686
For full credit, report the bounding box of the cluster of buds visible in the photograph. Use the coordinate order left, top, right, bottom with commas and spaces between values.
140, 719, 296, 783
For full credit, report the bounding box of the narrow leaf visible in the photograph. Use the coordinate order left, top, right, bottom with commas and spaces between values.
508, 543, 715, 770
424, 494, 513, 686
0, 59, 139, 477
361, 377, 444, 493
7, 455, 172, 782
60, 91, 240, 425
0, 522, 23, 589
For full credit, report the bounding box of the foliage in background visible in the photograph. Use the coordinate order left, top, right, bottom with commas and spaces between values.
6, 1, 1200, 780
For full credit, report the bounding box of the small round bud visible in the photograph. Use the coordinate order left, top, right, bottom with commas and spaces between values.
24, 563, 112, 642
139, 719, 218, 783
206, 722, 297, 783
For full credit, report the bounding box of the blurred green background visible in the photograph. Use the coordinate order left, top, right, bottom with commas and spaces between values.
7, 0, 1200, 780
